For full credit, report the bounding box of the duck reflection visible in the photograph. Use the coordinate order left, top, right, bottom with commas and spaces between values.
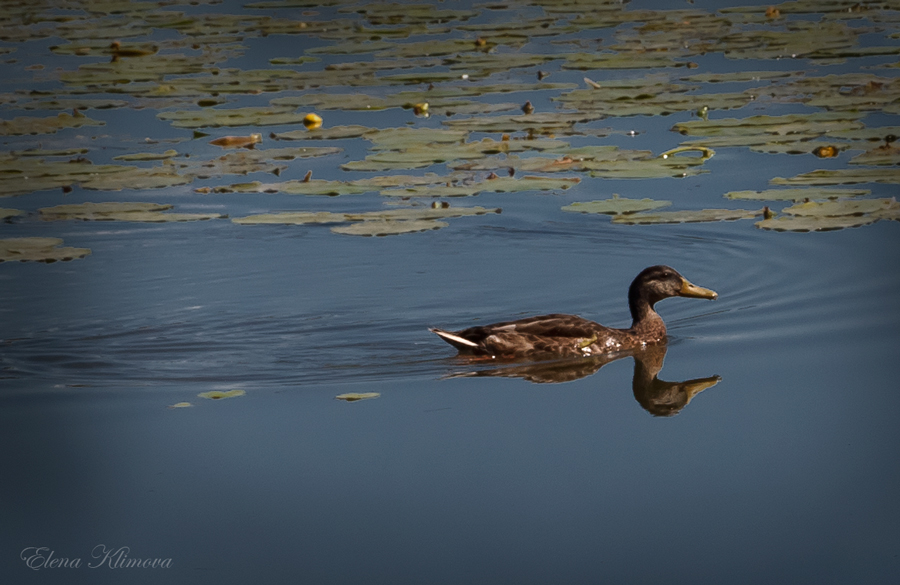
444, 343, 720, 417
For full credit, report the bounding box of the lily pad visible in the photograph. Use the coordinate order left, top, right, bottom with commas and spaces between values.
381, 176, 580, 197
0, 237, 91, 263
781, 198, 899, 217
233, 205, 500, 225
0, 112, 105, 136
562, 196, 672, 215
331, 219, 449, 236
39, 202, 225, 222
335, 392, 381, 402
113, 149, 179, 161
849, 145, 900, 166
158, 106, 316, 129
771, 168, 900, 185
755, 215, 880, 232
198, 389, 246, 400
1, 208, 24, 220
612, 208, 765, 225
724, 188, 870, 201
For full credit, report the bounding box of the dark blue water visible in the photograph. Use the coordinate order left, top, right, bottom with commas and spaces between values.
2, 1, 899, 584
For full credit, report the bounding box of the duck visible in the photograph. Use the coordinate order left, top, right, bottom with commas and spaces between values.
430, 265, 717, 358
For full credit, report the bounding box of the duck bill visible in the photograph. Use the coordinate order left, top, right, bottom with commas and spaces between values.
679, 278, 718, 300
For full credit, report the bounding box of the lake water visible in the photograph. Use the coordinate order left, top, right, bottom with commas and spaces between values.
2, 1, 899, 583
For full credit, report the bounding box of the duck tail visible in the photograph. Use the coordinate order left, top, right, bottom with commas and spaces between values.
429, 328, 479, 350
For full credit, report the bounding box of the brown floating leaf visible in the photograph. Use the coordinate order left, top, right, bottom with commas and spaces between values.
210, 134, 263, 148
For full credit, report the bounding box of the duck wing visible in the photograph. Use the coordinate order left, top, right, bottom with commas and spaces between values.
431, 314, 613, 356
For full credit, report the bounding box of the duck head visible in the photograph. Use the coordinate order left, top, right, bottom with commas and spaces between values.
628, 265, 717, 320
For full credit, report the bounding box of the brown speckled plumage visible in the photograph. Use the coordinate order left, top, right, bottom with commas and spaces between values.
430, 265, 717, 358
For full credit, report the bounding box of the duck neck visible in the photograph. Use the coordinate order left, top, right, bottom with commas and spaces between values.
628, 286, 666, 336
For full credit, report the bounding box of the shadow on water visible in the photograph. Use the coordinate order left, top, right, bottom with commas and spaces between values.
441, 343, 721, 417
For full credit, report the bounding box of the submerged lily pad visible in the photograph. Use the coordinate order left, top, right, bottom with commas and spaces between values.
335, 392, 381, 402
562, 196, 672, 215
0, 237, 91, 263
198, 389, 246, 400
612, 208, 765, 224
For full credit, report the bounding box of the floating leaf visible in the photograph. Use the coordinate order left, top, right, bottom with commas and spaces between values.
198, 389, 246, 400
724, 188, 870, 201
849, 144, 900, 166
612, 208, 764, 224
771, 168, 900, 185
0, 112, 105, 136
168, 402, 193, 409
562, 196, 672, 215
781, 198, 899, 217
113, 149, 179, 161
158, 107, 315, 129
210, 134, 263, 148
331, 219, 449, 236
381, 176, 580, 197
39, 202, 225, 222
233, 205, 500, 225
335, 392, 380, 402
755, 215, 879, 232
1, 208, 24, 220
0, 237, 91, 263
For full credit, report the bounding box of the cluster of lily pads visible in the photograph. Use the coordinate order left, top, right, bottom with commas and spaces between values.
1, 0, 899, 261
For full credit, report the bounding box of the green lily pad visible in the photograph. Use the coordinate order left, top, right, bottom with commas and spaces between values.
331, 219, 449, 236
755, 215, 879, 232
781, 198, 899, 217
39, 202, 225, 222
113, 149, 179, 161
0, 112, 105, 136
562, 196, 672, 215
680, 70, 800, 83
381, 176, 580, 197
849, 145, 900, 166
725, 188, 870, 201
771, 168, 900, 185
1, 208, 24, 220
272, 125, 373, 140
0, 237, 91, 263
672, 112, 865, 137
612, 208, 765, 224
233, 205, 500, 225
335, 392, 381, 402
158, 106, 315, 129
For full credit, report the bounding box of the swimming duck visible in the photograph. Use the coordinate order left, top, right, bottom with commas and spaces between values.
430, 265, 717, 358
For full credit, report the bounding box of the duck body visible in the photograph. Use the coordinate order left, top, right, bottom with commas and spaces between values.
430, 265, 717, 359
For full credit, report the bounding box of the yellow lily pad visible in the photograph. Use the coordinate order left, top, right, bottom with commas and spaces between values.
0, 237, 91, 263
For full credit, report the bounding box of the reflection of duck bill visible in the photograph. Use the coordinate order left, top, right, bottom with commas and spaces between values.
681, 375, 722, 403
